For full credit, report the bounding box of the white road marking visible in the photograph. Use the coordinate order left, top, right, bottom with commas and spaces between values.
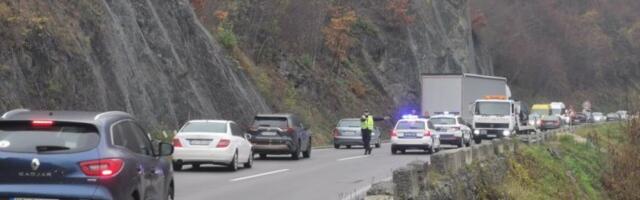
230, 169, 290, 182
340, 176, 393, 200
337, 155, 369, 161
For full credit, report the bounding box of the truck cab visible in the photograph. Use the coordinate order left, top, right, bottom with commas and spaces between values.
471, 96, 534, 143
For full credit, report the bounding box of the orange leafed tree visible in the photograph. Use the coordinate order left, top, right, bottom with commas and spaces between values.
386, 0, 414, 25
322, 7, 357, 62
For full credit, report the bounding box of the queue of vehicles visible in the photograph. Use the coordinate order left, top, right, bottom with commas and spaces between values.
0, 73, 633, 199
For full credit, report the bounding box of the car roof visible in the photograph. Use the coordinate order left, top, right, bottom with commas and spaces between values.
430, 115, 458, 119
339, 118, 359, 121
255, 113, 293, 118
397, 118, 429, 123
186, 120, 232, 124
0, 109, 131, 125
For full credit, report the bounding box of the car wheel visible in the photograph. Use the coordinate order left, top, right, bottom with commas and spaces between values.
400, 149, 406, 154
228, 152, 239, 171
192, 164, 200, 169
172, 162, 182, 171
375, 142, 381, 148
291, 144, 301, 160
303, 140, 311, 158
346, 145, 351, 149
334, 144, 340, 149
474, 136, 482, 144
244, 152, 253, 168
259, 153, 267, 159
457, 138, 464, 148
391, 147, 397, 155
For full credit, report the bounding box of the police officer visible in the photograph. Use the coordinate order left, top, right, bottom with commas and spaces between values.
361, 110, 388, 155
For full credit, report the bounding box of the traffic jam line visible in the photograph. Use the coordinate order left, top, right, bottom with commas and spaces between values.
337, 155, 369, 161
230, 169, 290, 182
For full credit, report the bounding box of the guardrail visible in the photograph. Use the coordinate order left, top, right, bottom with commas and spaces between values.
362, 124, 593, 200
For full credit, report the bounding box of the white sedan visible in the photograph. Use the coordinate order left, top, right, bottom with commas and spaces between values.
172, 120, 253, 171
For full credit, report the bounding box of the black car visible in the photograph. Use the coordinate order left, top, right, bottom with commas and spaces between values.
248, 114, 312, 160
0, 109, 174, 200
573, 113, 588, 124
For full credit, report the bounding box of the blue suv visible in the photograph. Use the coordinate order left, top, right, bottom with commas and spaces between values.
0, 109, 175, 200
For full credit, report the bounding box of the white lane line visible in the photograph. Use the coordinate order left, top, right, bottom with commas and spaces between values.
230, 169, 290, 182
340, 176, 392, 200
337, 155, 369, 161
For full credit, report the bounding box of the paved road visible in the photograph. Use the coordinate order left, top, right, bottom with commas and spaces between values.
174, 143, 459, 200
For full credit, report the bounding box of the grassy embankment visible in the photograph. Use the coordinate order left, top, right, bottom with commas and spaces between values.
499, 122, 639, 199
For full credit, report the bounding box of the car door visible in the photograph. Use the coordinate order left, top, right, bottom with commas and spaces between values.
116, 121, 163, 200
230, 123, 249, 162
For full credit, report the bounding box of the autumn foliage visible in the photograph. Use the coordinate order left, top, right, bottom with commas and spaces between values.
322, 7, 357, 62
386, 0, 414, 25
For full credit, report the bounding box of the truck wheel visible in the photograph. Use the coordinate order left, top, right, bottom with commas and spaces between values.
334, 144, 340, 149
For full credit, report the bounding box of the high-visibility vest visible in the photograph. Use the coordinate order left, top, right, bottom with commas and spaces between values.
361, 115, 374, 130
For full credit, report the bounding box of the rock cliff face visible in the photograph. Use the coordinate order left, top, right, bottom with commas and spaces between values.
0, 0, 492, 142
0, 0, 269, 128
195, 0, 494, 143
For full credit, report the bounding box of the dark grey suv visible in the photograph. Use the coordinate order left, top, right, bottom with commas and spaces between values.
0, 109, 174, 200
248, 114, 312, 160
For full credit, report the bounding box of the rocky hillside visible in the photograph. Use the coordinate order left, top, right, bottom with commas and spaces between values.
192, 0, 493, 143
0, 0, 493, 144
0, 0, 270, 129
471, 0, 640, 111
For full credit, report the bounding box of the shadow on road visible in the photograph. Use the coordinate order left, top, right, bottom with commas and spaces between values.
176, 165, 245, 173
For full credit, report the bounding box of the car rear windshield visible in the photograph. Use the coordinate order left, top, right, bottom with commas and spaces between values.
253, 117, 289, 129
180, 122, 228, 133
396, 121, 425, 130
429, 117, 456, 125
0, 121, 99, 154
338, 119, 360, 128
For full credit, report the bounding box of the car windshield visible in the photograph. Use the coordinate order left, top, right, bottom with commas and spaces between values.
429, 117, 456, 125
476, 102, 511, 115
0, 121, 99, 154
253, 117, 289, 129
338, 119, 360, 127
396, 121, 425, 130
551, 109, 563, 115
180, 122, 227, 133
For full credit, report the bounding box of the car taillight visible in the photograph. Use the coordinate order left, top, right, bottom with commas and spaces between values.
390, 129, 397, 137
286, 128, 295, 134
249, 127, 258, 132
333, 129, 339, 137
216, 139, 230, 148
32, 120, 54, 127
80, 159, 124, 177
172, 138, 182, 147
424, 130, 432, 136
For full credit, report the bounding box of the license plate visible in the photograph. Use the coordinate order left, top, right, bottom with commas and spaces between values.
487, 134, 497, 138
261, 131, 278, 136
189, 140, 211, 145
404, 133, 416, 137
342, 131, 355, 136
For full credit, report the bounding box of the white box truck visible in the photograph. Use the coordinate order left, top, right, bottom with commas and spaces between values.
421, 73, 535, 143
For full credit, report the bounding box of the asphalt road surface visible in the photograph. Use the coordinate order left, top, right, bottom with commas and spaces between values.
173, 143, 455, 200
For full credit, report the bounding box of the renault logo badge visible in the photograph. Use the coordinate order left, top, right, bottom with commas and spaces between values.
31, 158, 40, 171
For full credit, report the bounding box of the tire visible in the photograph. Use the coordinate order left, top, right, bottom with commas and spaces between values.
457, 137, 464, 148
334, 144, 340, 149
259, 153, 267, 159
291, 143, 301, 160
192, 164, 200, 169
172, 162, 182, 171
474, 136, 482, 144
303, 140, 311, 158
243, 152, 253, 168
375, 142, 381, 148
400, 149, 406, 154
346, 145, 352, 149
228, 152, 238, 171
391, 147, 397, 155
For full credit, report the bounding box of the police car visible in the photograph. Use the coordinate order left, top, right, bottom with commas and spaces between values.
429, 113, 472, 148
390, 115, 441, 154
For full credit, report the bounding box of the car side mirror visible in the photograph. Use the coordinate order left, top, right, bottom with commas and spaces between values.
244, 133, 252, 140
157, 142, 173, 157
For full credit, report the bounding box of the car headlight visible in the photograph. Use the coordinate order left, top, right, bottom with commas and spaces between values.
474, 129, 480, 134
503, 130, 510, 136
